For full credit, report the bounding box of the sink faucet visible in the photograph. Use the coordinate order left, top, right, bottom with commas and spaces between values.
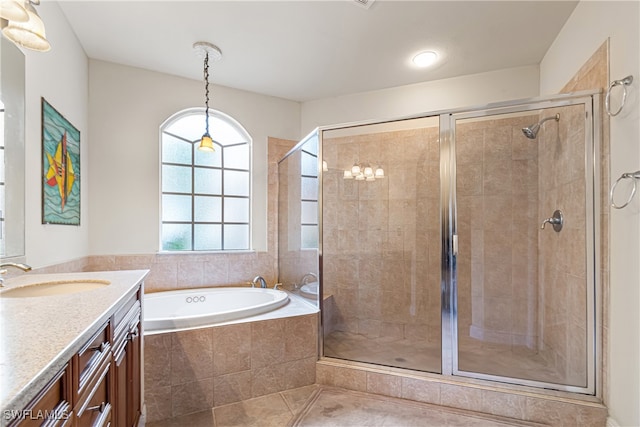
251, 275, 267, 288
0, 262, 32, 287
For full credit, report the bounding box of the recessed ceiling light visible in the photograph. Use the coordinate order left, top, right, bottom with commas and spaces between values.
412, 51, 438, 68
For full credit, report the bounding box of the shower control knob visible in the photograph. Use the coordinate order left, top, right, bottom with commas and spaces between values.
541, 210, 564, 232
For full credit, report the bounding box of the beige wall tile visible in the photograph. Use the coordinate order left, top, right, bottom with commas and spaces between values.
171, 378, 213, 418
144, 333, 173, 389
171, 329, 213, 385
213, 323, 251, 376
401, 377, 440, 405
213, 370, 252, 406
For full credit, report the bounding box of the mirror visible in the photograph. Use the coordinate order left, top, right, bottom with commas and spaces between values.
0, 37, 26, 259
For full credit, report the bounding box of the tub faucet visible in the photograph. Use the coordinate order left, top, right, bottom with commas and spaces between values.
300, 272, 317, 286
251, 275, 267, 288
0, 262, 32, 287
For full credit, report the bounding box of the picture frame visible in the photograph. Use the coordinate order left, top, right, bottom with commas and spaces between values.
41, 98, 81, 225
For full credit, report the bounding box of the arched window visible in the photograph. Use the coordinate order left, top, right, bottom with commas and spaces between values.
160, 108, 251, 251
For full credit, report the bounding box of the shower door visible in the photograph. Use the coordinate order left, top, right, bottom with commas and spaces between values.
320, 117, 442, 374
447, 94, 600, 393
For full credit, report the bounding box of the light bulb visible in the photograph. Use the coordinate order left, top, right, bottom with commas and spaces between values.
375, 167, 384, 178
363, 166, 374, 178
351, 164, 361, 175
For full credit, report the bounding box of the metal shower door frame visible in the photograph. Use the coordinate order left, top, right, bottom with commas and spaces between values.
440, 91, 601, 395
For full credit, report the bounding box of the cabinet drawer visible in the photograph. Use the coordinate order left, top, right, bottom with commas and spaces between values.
75, 358, 111, 427
112, 289, 139, 328
74, 322, 110, 400
8, 364, 72, 427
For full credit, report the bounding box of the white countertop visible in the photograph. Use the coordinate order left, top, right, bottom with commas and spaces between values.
0, 270, 149, 419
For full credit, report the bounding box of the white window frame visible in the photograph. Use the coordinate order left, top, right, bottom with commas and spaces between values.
159, 108, 252, 251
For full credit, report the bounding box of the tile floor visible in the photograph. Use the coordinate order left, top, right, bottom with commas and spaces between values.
324, 330, 576, 386
145, 384, 544, 427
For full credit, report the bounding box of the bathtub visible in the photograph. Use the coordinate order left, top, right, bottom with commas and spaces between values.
143, 287, 290, 333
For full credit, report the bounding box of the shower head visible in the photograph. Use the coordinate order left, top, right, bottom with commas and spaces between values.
522, 113, 560, 139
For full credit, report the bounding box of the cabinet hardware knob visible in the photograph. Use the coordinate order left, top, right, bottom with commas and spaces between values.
87, 402, 106, 413
89, 342, 108, 353
128, 329, 139, 341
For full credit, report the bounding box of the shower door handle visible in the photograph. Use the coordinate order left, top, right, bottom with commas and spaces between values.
541, 210, 564, 232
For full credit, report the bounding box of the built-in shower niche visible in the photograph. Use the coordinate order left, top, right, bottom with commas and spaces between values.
320, 117, 442, 373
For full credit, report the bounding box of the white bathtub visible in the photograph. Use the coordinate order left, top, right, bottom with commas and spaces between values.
143, 287, 289, 333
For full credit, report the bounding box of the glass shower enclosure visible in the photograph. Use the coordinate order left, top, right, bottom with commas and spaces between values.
278, 91, 601, 394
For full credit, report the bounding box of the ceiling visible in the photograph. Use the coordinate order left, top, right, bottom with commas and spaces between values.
57, 1, 578, 103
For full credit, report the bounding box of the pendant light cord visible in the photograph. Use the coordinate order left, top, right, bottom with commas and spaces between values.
204, 52, 210, 135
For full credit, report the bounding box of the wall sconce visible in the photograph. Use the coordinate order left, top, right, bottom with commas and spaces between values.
343, 162, 384, 181
1, 0, 50, 52
193, 41, 222, 152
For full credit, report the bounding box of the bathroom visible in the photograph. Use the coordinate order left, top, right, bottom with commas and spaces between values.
0, 1, 639, 426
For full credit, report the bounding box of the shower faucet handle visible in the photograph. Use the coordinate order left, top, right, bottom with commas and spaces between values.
541, 210, 564, 232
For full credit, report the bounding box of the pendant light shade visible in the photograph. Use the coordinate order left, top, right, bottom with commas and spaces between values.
2, 1, 50, 52
199, 133, 214, 152
0, 0, 28, 22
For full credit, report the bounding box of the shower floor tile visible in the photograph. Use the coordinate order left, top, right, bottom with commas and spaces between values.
324, 330, 573, 385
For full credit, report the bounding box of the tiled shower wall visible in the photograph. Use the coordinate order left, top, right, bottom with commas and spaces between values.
321, 127, 441, 343
456, 114, 540, 349
537, 104, 588, 385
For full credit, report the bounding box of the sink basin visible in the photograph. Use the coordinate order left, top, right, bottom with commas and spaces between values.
0, 279, 111, 298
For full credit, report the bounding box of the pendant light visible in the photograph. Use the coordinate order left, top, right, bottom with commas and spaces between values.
193, 41, 222, 152
0, 0, 28, 22
2, 0, 50, 52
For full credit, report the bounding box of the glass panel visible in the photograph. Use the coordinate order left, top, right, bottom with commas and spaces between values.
194, 167, 222, 195
455, 105, 589, 388
301, 201, 317, 224
301, 151, 317, 177
301, 225, 317, 249
162, 133, 192, 164
195, 145, 222, 167
194, 224, 222, 250
321, 116, 441, 373
224, 170, 249, 196
162, 223, 192, 251
224, 197, 249, 223
224, 224, 249, 249
194, 195, 221, 222
301, 176, 317, 200
162, 164, 191, 193
165, 113, 204, 142
210, 115, 249, 146
224, 144, 249, 170
162, 194, 191, 222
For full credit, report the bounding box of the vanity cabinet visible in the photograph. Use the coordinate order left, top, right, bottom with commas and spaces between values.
112, 290, 142, 427
8, 364, 73, 427
8, 284, 142, 427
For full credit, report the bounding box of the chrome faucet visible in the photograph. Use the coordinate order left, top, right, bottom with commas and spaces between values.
300, 272, 317, 286
251, 275, 267, 288
0, 262, 32, 287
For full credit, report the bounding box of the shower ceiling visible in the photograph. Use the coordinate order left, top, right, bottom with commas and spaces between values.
57, 1, 578, 102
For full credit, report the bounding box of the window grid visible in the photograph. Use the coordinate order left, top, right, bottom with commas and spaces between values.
300, 150, 318, 249
161, 110, 250, 251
